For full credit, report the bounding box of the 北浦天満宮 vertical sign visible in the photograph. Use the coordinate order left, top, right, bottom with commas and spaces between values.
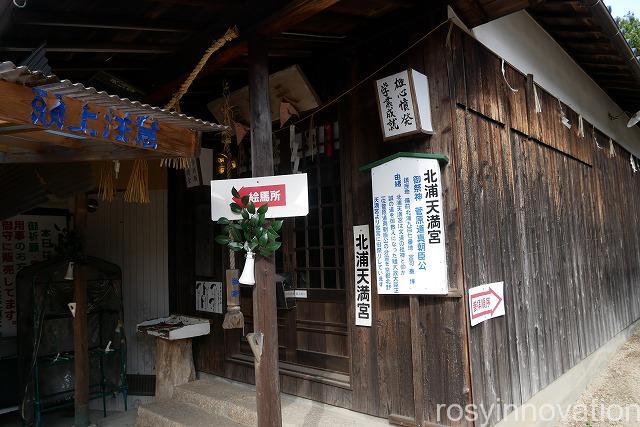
368, 155, 447, 295
353, 225, 372, 326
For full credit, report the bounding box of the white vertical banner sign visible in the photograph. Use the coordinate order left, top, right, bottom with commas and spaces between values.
375, 69, 434, 141
353, 225, 372, 326
1, 214, 66, 336
371, 156, 447, 295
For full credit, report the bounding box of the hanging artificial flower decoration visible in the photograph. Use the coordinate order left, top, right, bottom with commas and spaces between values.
214, 187, 283, 285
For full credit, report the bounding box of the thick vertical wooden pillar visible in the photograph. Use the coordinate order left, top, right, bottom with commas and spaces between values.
73, 193, 90, 427
409, 296, 424, 426
248, 33, 282, 426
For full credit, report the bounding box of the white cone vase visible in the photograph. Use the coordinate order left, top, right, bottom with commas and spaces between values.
239, 251, 255, 285
64, 261, 75, 281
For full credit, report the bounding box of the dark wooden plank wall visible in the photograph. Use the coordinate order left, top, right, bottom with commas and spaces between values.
340, 20, 471, 424
450, 27, 640, 426
169, 7, 474, 426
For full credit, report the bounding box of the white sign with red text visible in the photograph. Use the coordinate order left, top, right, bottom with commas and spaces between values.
211, 173, 309, 221
469, 281, 505, 326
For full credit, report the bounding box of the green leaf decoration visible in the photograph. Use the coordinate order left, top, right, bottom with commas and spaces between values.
259, 248, 273, 257
258, 230, 269, 246
229, 242, 244, 251
230, 228, 242, 242
271, 219, 283, 231
266, 241, 282, 251
218, 189, 283, 256
215, 235, 230, 245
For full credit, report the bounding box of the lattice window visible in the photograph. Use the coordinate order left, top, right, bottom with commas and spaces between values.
290, 152, 344, 289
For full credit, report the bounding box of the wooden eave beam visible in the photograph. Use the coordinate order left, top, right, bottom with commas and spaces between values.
0, 43, 175, 54
0, 79, 199, 160
15, 11, 193, 33
450, 0, 542, 28
146, 0, 341, 105
0, 137, 164, 163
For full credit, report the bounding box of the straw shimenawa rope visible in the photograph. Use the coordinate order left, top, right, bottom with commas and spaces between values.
221, 81, 244, 330
161, 26, 239, 170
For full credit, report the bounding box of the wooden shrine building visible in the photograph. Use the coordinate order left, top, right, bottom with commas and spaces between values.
3, 1, 640, 426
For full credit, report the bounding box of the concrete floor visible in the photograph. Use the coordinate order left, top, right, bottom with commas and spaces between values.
497, 320, 640, 427
559, 326, 640, 427
0, 408, 137, 427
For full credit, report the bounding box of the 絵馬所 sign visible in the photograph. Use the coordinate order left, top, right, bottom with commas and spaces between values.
211, 173, 308, 221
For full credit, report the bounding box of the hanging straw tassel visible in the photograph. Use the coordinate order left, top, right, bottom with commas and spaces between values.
159, 157, 194, 170
98, 161, 117, 202
223, 306, 244, 329
124, 160, 150, 203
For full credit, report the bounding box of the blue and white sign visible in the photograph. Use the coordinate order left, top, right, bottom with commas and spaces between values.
371, 157, 447, 295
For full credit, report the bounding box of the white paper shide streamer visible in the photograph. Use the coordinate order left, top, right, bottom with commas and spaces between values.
290, 124, 300, 173
577, 115, 584, 138
593, 126, 603, 149
559, 101, 571, 129
501, 59, 518, 93
608, 138, 616, 158
533, 84, 542, 113
631, 153, 638, 174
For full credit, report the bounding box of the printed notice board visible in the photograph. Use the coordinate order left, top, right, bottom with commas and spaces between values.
370, 156, 447, 295
1, 214, 66, 336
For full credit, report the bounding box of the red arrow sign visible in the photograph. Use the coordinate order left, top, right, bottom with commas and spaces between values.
469, 287, 503, 319
232, 184, 287, 208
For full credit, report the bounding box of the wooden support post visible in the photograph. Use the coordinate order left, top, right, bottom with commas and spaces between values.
154, 338, 196, 400
73, 193, 90, 427
248, 33, 282, 426
410, 295, 424, 427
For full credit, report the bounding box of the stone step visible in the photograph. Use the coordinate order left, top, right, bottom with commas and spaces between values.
173, 379, 258, 426
136, 399, 244, 427
165, 375, 388, 426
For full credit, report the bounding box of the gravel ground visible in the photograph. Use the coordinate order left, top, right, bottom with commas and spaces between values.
559, 327, 640, 427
